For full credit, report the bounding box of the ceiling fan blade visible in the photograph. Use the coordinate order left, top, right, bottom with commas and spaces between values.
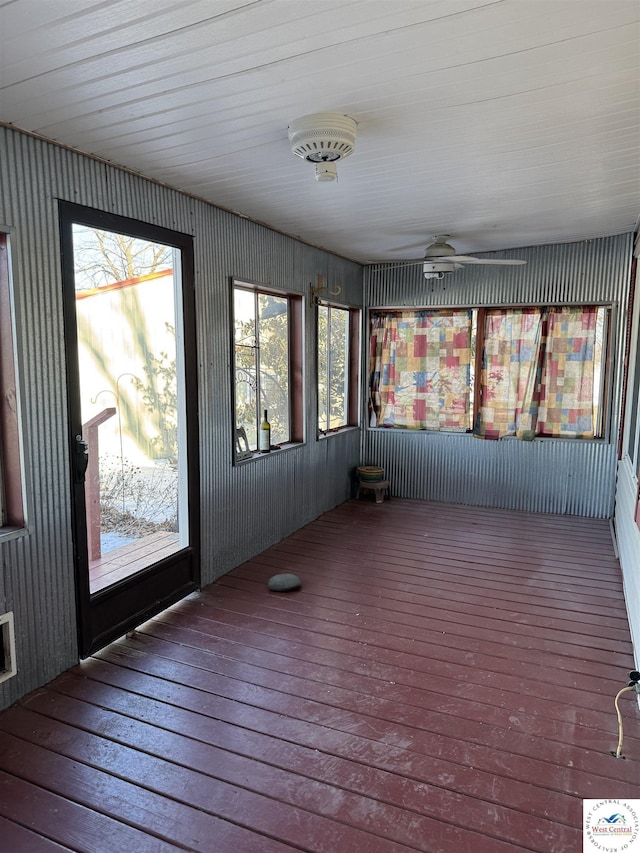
369, 260, 424, 271
368, 254, 526, 271
445, 256, 526, 265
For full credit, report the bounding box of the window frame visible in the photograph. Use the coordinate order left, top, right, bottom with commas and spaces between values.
623, 261, 640, 468
367, 301, 613, 441
316, 299, 360, 437
231, 278, 303, 463
0, 232, 26, 537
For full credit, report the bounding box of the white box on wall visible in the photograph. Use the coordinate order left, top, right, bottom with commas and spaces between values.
0, 612, 17, 683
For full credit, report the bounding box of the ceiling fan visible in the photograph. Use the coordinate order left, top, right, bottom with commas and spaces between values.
376, 235, 527, 279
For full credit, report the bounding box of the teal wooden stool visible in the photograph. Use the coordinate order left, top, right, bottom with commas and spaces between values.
356, 479, 390, 503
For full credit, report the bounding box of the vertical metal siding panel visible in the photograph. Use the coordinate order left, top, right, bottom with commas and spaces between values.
364, 430, 617, 517
23, 134, 73, 680
194, 201, 224, 585
0, 130, 78, 708
365, 234, 632, 519
368, 236, 631, 308
187, 196, 363, 585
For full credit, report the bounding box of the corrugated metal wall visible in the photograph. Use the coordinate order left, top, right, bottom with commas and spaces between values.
0, 126, 362, 709
365, 430, 618, 517
367, 237, 632, 310
364, 233, 634, 518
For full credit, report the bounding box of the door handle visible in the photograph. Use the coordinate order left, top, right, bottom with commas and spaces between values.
73, 434, 89, 481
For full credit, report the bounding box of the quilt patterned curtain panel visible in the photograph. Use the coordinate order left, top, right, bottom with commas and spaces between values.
475, 306, 598, 440
369, 310, 473, 430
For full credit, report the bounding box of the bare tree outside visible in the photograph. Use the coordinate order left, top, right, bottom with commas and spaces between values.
234, 288, 290, 449
73, 229, 171, 290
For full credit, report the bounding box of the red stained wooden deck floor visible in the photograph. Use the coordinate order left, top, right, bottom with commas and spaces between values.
0, 499, 638, 852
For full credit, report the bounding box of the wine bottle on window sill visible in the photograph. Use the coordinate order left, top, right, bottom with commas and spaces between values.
259, 409, 271, 453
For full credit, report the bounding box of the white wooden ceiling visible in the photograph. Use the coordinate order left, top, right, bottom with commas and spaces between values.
1, 0, 638, 262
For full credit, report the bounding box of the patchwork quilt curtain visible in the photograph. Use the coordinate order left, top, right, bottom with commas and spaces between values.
369, 310, 473, 430
475, 306, 598, 440
474, 308, 543, 440
536, 307, 598, 438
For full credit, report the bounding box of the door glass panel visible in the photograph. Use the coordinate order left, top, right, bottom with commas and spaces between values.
72, 224, 188, 594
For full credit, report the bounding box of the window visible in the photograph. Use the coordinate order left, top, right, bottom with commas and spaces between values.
369, 309, 474, 431
317, 303, 360, 434
233, 282, 303, 458
369, 304, 609, 440
0, 233, 25, 531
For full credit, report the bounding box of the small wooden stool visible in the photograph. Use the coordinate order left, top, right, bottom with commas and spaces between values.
356, 479, 391, 503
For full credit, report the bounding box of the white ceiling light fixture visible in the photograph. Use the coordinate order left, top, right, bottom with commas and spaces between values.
288, 113, 357, 182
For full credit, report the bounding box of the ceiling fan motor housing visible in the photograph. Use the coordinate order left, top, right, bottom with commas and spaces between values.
424, 236, 458, 278
423, 261, 458, 279
288, 113, 357, 181
376, 235, 526, 279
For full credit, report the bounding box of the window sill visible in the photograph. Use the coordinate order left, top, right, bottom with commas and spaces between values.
0, 525, 28, 545
318, 425, 360, 440
366, 426, 607, 442
366, 426, 470, 435
234, 441, 304, 466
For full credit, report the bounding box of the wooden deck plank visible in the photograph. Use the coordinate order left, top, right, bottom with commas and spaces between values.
233, 551, 630, 629
206, 571, 627, 679
143, 603, 629, 720
221, 570, 632, 641
212, 575, 632, 654
82, 643, 640, 788
299, 503, 620, 557
1, 696, 560, 853
0, 815, 74, 852
327, 499, 618, 536
56, 656, 639, 797
3, 721, 311, 852
273, 536, 624, 596
300, 519, 623, 570
0, 769, 183, 852
28, 675, 587, 824
255, 542, 628, 612
0, 719, 335, 853
0, 499, 638, 852
89, 624, 639, 763
169, 583, 633, 673
90, 531, 178, 571
2, 710, 513, 853
308, 501, 620, 548
273, 523, 625, 580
